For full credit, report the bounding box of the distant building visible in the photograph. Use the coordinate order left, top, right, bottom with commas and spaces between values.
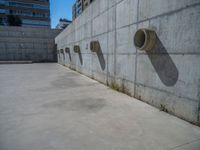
72, 3, 76, 20
83, 0, 93, 10
76, 0, 83, 17
0, 0, 50, 28
56, 18, 72, 29
72, 0, 94, 20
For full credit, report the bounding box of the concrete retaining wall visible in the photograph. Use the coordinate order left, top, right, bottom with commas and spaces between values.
0, 26, 61, 62
55, 0, 200, 124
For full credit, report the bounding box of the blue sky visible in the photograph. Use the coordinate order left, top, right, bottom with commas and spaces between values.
50, 0, 75, 28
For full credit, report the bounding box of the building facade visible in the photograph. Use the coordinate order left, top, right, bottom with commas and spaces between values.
72, 3, 76, 20
72, 0, 94, 20
0, 0, 50, 28
56, 18, 71, 30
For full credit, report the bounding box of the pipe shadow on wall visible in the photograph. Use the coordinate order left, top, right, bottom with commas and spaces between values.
78, 52, 83, 65
74, 45, 83, 65
65, 47, 72, 61
54, 44, 58, 61
62, 49, 65, 61
61, 49, 65, 64
97, 45, 106, 71
146, 35, 179, 86
90, 41, 106, 71
57, 49, 60, 62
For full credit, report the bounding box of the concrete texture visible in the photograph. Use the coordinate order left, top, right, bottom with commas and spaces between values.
55, 0, 200, 124
0, 61, 32, 64
0, 26, 61, 62
0, 63, 200, 150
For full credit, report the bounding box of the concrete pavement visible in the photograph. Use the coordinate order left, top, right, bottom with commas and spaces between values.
0, 63, 200, 150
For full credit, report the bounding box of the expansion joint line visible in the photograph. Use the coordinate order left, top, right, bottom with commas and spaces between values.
133, 0, 140, 97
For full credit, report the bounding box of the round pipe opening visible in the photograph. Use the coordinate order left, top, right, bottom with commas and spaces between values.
134, 30, 146, 49
65, 47, 70, 53
90, 42, 94, 51
90, 41, 100, 52
73, 45, 80, 53
60, 49, 64, 53
134, 29, 156, 51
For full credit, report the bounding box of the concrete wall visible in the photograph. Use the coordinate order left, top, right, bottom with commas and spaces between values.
0, 26, 61, 62
55, 0, 200, 125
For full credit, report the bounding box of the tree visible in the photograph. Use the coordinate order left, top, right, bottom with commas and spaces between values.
7, 15, 22, 26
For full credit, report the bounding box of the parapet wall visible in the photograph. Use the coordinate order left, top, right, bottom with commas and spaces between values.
0, 26, 61, 62
55, 0, 200, 124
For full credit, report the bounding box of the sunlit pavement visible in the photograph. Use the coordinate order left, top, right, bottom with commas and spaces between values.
0, 63, 200, 150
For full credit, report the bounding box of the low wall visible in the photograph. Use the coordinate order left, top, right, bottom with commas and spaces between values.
55, 0, 200, 125
0, 26, 61, 62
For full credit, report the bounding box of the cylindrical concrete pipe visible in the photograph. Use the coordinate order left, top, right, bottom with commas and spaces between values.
60, 49, 64, 53
90, 41, 100, 52
73, 45, 80, 53
134, 29, 157, 51
65, 47, 70, 53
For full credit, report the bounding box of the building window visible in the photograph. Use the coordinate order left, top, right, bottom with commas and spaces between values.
9, 10, 13, 14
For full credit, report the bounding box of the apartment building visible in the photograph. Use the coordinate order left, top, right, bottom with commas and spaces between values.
56, 18, 72, 29
72, 3, 76, 20
0, 0, 50, 28
72, 0, 94, 20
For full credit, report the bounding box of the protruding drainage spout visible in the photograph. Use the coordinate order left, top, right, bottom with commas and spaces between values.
134, 29, 157, 51
65, 47, 70, 53
90, 41, 100, 52
73, 45, 80, 53
65, 47, 71, 61
60, 49, 64, 54
73, 45, 83, 65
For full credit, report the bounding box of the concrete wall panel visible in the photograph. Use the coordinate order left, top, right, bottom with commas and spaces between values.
0, 26, 60, 62
139, 0, 200, 21
116, 54, 136, 82
148, 5, 200, 54
56, 0, 200, 124
92, 11, 108, 36
136, 54, 200, 101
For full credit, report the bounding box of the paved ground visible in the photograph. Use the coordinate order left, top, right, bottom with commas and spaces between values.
0, 63, 200, 150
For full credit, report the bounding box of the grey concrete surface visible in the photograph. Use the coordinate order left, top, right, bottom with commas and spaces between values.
55, 0, 200, 124
0, 63, 200, 150
0, 26, 61, 62
0, 61, 32, 64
